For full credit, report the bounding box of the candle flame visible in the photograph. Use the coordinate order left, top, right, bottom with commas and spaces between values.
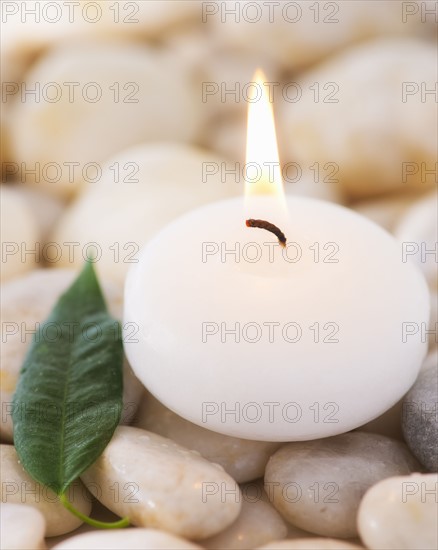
245, 69, 286, 208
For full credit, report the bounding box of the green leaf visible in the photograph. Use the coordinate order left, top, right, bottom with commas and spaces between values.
12, 261, 124, 496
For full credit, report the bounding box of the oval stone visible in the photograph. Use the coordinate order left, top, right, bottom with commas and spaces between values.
52, 528, 201, 549
0, 503, 45, 550
264, 432, 420, 538
134, 392, 280, 483
402, 365, 438, 471
257, 539, 363, 549
357, 473, 438, 549
202, 489, 288, 549
1, 444, 91, 537
80, 426, 241, 539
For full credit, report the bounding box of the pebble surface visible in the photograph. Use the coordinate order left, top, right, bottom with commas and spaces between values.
202, 493, 288, 549
9, 41, 203, 199
357, 473, 438, 549
134, 392, 281, 483
52, 528, 202, 549
50, 143, 239, 285
0, 444, 92, 537
256, 538, 363, 549
0, 186, 39, 283
264, 432, 420, 538
0, 503, 46, 550
80, 426, 242, 540
279, 40, 437, 200
402, 365, 438, 472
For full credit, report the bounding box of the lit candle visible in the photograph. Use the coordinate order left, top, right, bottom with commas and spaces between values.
124, 71, 429, 441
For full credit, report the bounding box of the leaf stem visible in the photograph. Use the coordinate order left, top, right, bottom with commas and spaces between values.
59, 492, 130, 529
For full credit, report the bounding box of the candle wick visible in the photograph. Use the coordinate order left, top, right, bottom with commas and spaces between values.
245, 219, 287, 247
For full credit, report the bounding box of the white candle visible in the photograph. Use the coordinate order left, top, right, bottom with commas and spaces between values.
124, 71, 429, 442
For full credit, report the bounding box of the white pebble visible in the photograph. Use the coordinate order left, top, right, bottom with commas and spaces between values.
0, 503, 46, 550
257, 538, 363, 549
352, 192, 427, 234
9, 41, 203, 199
0, 269, 142, 441
358, 473, 438, 549
208, 1, 429, 71
80, 426, 241, 539
1, 445, 91, 537
135, 392, 280, 483
0, 186, 39, 283
50, 143, 239, 285
279, 39, 437, 200
264, 432, 420, 538
203, 491, 288, 549
52, 528, 201, 550
395, 191, 438, 289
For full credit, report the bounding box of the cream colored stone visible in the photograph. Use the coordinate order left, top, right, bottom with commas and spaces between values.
0, 269, 142, 441
80, 426, 241, 540
0, 445, 91, 537
352, 192, 428, 233
135, 392, 280, 483
395, 191, 438, 289
9, 41, 203, 199
52, 528, 201, 550
279, 39, 437, 200
0, 186, 39, 282
50, 143, 240, 285
12, 186, 64, 241
357, 473, 438, 549
0, 503, 46, 550
257, 538, 363, 549
265, 432, 420, 538
1, 1, 200, 84
202, 484, 288, 549
208, 1, 431, 71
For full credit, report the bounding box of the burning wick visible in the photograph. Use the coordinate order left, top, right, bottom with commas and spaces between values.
245, 219, 287, 247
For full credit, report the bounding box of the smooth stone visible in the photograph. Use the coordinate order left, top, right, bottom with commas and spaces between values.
134, 392, 281, 483
9, 41, 203, 199
80, 426, 241, 539
0, 269, 143, 441
357, 473, 438, 549
0, 186, 39, 282
352, 191, 428, 233
257, 539, 363, 549
209, 1, 429, 71
52, 528, 201, 550
0, 445, 91, 537
0, 503, 46, 550
279, 39, 437, 200
264, 432, 420, 538
395, 191, 438, 289
46, 499, 122, 548
50, 143, 239, 285
394, 192, 438, 293
402, 366, 438, 471
202, 484, 288, 549
13, 186, 64, 240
